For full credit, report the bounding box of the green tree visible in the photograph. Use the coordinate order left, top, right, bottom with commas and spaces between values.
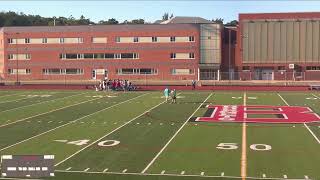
212, 18, 224, 24
224, 20, 238, 26
162, 13, 169, 20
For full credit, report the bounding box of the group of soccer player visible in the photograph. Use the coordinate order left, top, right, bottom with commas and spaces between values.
163, 87, 177, 103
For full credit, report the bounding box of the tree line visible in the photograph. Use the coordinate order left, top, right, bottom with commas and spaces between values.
0, 11, 237, 27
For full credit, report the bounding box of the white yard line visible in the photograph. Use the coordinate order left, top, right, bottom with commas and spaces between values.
141, 93, 213, 173
0, 93, 146, 152
304, 123, 320, 144
54, 94, 165, 167
0, 92, 88, 114
54, 170, 306, 180
278, 93, 320, 144
0, 93, 101, 128
312, 93, 320, 99
241, 92, 247, 180
0, 96, 35, 104
0, 92, 25, 98
277, 93, 289, 106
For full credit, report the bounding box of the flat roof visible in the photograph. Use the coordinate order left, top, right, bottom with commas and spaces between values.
0, 24, 200, 34
239, 12, 320, 20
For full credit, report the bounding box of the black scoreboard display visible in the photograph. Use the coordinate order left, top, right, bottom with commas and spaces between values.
1, 155, 54, 178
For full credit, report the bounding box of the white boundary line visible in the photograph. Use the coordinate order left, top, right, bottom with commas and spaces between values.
241, 92, 247, 180
0, 93, 102, 128
54, 95, 166, 167
278, 93, 320, 144
0, 96, 36, 104
312, 94, 320, 99
141, 93, 213, 173
54, 170, 306, 180
0, 93, 146, 152
0, 92, 25, 98
0, 92, 88, 114
304, 123, 320, 144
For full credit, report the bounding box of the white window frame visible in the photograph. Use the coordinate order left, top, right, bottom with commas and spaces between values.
152, 37, 157, 42
8, 38, 14, 44
170, 53, 176, 59
189, 53, 195, 59
26, 54, 31, 60
42, 38, 48, 44
78, 38, 84, 43
133, 37, 139, 43
25, 38, 30, 44
115, 53, 121, 59
115, 37, 120, 43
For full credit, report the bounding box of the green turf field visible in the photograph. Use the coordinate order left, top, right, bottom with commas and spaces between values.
0, 90, 320, 180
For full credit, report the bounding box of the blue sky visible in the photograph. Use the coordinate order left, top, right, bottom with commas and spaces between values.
1, 1, 320, 23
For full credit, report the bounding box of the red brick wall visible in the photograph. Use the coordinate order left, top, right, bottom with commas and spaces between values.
3, 26, 200, 81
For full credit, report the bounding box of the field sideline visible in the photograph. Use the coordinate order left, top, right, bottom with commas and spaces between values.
0, 90, 319, 180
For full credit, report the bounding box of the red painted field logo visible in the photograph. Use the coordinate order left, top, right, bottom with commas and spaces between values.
196, 105, 320, 123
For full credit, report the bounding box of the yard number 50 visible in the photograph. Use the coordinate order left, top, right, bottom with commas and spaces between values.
216, 143, 272, 151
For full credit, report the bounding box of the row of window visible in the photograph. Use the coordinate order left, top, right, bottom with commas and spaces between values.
306, 66, 320, 71
42, 68, 84, 75
60, 53, 139, 60
8, 38, 84, 44
7, 36, 195, 44
6, 167, 48, 172
6, 52, 195, 60
170, 53, 195, 59
117, 68, 194, 75
8, 68, 195, 75
243, 66, 320, 71
8, 54, 31, 60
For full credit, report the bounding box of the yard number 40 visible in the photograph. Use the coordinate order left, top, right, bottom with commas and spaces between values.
216, 143, 272, 151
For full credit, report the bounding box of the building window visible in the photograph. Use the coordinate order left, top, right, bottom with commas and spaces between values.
133, 37, 139, 43
306, 66, 320, 71
189, 36, 195, 42
25, 38, 30, 44
8, 54, 14, 60
77, 54, 84, 59
133, 53, 139, 59
171, 68, 194, 75
95, 53, 105, 59
242, 66, 250, 71
26, 54, 31, 60
278, 66, 286, 71
59, 38, 65, 43
208, 36, 212, 40
7, 38, 14, 44
152, 37, 157, 42
114, 54, 121, 59
170, 37, 176, 42
78, 38, 84, 43
117, 68, 157, 75
170, 53, 176, 59
60, 54, 66, 59
65, 68, 83, 74
84, 53, 94, 59
189, 53, 195, 59
105, 53, 114, 59
26, 69, 31, 74
115, 37, 120, 42
42, 38, 47, 43
65, 54, 77, 59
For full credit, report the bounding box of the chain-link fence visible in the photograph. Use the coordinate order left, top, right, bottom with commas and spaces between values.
0, 71, 320, 87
